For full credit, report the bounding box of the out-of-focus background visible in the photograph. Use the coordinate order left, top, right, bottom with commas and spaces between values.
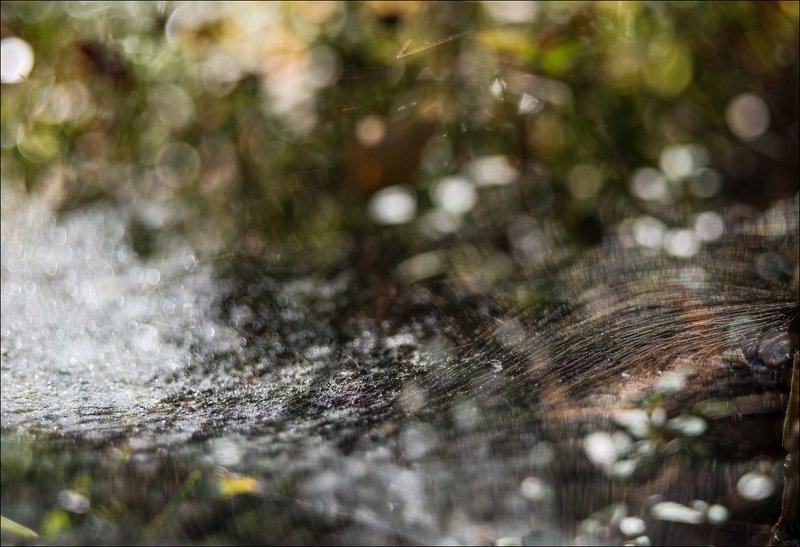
2, 1, 797, 259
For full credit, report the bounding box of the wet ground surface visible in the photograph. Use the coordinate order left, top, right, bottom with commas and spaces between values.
1, 189, 797, 545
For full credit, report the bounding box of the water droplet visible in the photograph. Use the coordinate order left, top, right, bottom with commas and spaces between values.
145, 268, 161, 285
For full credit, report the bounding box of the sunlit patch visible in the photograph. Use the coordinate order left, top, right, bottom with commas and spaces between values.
619, 516, 646, 536
1, 37, 34, 83
653, 368, 688, 393
368, 185, 417, 225
56, 489, 90, 514
612, 409, 650, 439
736, 472, 775, 501
726, 93, 770, 142
706, 504, 729, 524
632, 216, 666, 249
629, 167, 670, 202
306, 44, 341, 88
483, 1, 539, 24
663, 229, 699, 258
660, 147, 692, 181
666, 415, 706, 436
355, 115, 386, 147
431, 176, 476, 215
468, 155, 518, 186
583, 431, 629, 469
651, 501, 704, 524
519, 476, 552, 501
693, 211, 724, 242
659, 144, 703, 181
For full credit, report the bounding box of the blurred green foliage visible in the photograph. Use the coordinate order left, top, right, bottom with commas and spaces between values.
2, 1, 797, 264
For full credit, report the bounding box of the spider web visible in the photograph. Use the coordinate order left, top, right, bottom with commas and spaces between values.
1, 176, 797, 544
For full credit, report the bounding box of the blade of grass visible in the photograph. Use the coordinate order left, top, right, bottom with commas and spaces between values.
1, 515, 39, 539
142, 469, 202, 541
